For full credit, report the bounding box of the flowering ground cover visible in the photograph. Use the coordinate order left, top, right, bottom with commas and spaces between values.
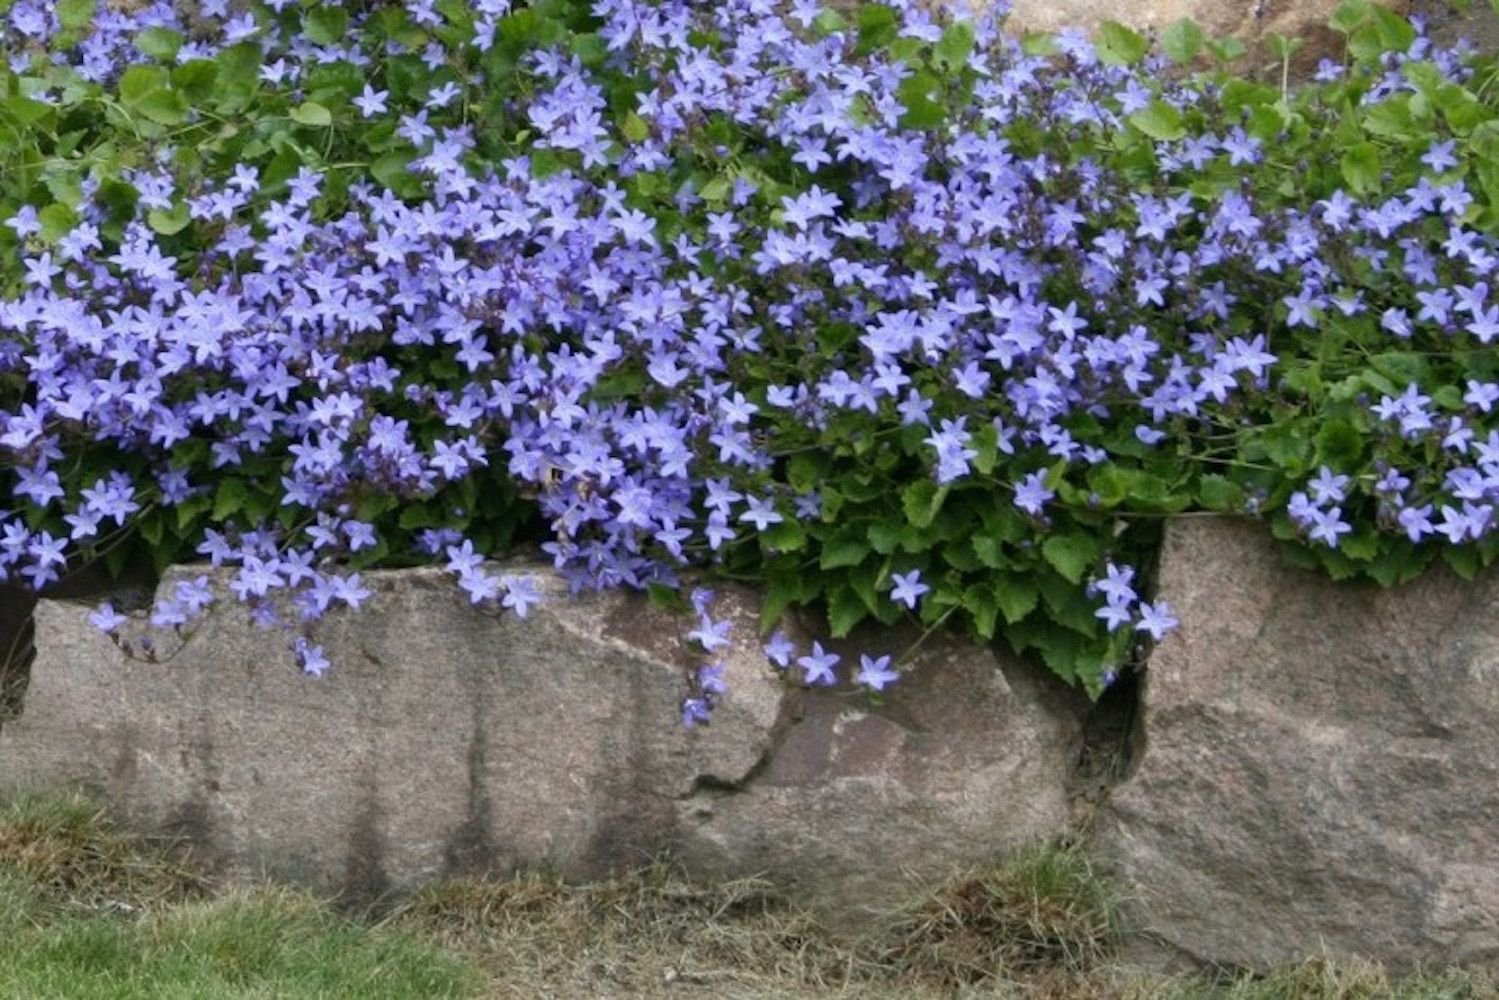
1, 0, 1497, 718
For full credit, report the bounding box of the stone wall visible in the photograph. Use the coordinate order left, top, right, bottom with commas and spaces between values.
1097, 518, 1499, 971
1004, 0, 1393, 45
4, 520, 1498, 972
0, 565, 1083, 915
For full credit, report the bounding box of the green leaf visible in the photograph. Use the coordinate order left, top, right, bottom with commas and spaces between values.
855, 4, 899, 55
761, 575, 798, 634
139, 512, 166, 548
569, 31, 607, 67
1265, 32, 1305, 61
1161, 18, 1205, 63
135, 27, 184, 61
700, 176, 731, 202
827, 585, 866, 638
135, 88, 187, 125
303, 8, 350, 46
172, 60, 220, 102
146, 202, 191, 235
1443, 546, 1481, 581
901, 480, 948, 530
647, 582, 688, 612
1363, 96, 1414, 139
1095, 21, 1148, 67
896, 70, 945, 130
963, 584, 999, 639
1041, 532, 1099, 585
972, 534, 1006, 569
934, 22, 975, 71
867, 522, 903, 555
212, 43, 261, 112
1369, 351, 1430, 387
37, 204, 78, 243
620, 112, 650, 143
819, 535, 868, 570
970, 424, 998, 475
1339, 141, 1381, 195
212, 479, 249, 521
1366, 7, 1415, 55
1033, 630, 1086, 683
994, 576, 1039, 624
175, 494, 213, 531
1206, 36, 1246, 63
1329, 0, 1372, 34
371, 151, 421, 197
812, 8, 848, 35
290, 101, 333, 127
1129, 100, 1185, 141
1256, 424, 1312, 473
761, 519, 806, 553
397, 504, 436, 530
1198, 474, 1245, 512
1314, 419, 1364, 468
1019, 31, 1058, 57
58, 0, 96, 32
118, 65, 170, 105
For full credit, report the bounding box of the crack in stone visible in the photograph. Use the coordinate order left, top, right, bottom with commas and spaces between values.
683, 686, 802, 799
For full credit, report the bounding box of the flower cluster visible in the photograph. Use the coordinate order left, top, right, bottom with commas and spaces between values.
1, 0, 1496, 710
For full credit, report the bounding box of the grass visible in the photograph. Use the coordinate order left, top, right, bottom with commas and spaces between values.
1137, 958, 1493, 1000
0, 790, 1493, 999
0, 790, 475, 999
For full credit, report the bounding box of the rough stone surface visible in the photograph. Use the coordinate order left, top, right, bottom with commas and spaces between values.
1002, 0, 1405, 41
1097, 517, 1499, 972
0, 564, 1081, 910
675, 626, 1087, 915
1414, 0, 1499, 53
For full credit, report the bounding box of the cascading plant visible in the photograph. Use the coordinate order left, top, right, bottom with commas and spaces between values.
0, 0, 1496, 722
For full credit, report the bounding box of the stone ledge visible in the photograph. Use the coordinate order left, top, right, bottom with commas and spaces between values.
1097, 517, 1499, 972
0, 563, 1083, 913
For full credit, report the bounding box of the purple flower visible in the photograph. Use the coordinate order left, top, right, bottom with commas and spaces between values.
796, 642, 840, 686
89, 602, 127, 635
856, 654, 900, 692
698, 662, 728, 695
1136, 602, 1179, 642
1308, 507, 1352, 548
681, 697, 712, 728
688, 615, 732, 652
1014, 472, 1055, 517
764, 630, 795, 669
739, 496, 783, 530
6, 0, 1495, 710
1308, 467, 1351, 506
889, 570, 929, 610
293, 638, 330, 678
500, 575, 542, 618
1095, 601, 1133, 633
330, 573, 372, 610
1094, 562, 1137, 606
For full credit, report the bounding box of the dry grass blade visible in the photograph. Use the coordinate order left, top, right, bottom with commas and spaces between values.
388, 861, 864, 997
2, 795, 1494, 1000
872, 841, 1122, 988
0, 788, 208, 918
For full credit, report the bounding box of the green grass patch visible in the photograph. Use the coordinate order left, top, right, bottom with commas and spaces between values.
0, 791, 476, 999
0, 789, 206, 922
0, 887, 478, 999
872, 840, 1121, 987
